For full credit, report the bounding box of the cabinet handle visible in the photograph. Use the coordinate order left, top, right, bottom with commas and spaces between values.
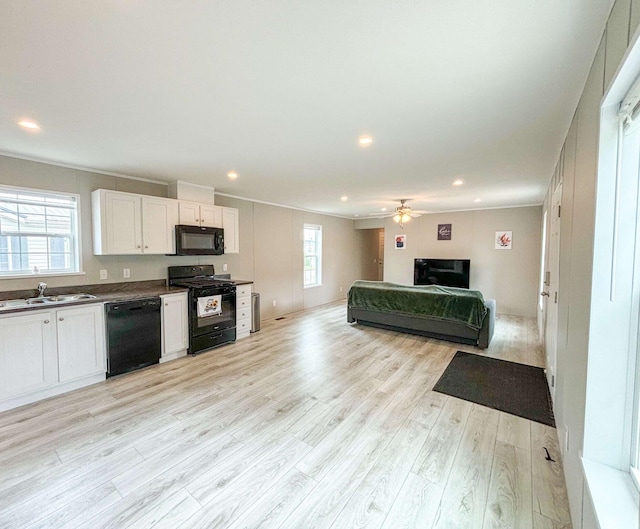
145, 245, 148, 249
137, 245, 141, 248
196, 219, 200, 222
59, 317, 64, 321
44, 320, 49, 324
165, 303, 169, 306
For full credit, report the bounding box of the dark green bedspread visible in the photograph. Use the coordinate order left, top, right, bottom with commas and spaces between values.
347, 280, 487, 330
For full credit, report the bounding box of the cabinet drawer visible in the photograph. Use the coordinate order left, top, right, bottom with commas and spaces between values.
237, 307, 251, 320
237, 296, 251, 309
237, 285, 252, 297
236, 319, 251, 333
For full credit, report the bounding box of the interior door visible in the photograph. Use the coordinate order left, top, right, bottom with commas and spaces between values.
544, 184, 562, 401
377, 229, 384, 281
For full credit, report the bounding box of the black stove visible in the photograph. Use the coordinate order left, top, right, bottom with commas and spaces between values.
171, 277, 234, 289
168, 265, 237, 354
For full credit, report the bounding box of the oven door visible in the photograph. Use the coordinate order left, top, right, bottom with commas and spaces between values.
191, 286, 236, 337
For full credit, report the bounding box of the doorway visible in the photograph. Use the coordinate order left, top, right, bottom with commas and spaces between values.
544, 184, 562, 402
360, 228, 384, 281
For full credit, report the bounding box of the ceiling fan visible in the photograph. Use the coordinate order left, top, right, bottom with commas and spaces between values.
370, 199, 428, 228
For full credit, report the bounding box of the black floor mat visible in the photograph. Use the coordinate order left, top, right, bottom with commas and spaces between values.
433, 351, 555, 427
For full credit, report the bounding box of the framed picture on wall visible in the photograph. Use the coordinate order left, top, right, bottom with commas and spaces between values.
438, 224, 452, 240
395, 234, 406, 250
495, 231, 513, 249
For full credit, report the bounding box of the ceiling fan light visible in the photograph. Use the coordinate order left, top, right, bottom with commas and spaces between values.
393, 214, 401, 223
401, 213, 411, 223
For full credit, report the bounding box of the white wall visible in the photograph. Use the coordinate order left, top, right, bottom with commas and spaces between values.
0, 157, 369, 320
356, 206, 542, 317
541, 0, 640, 527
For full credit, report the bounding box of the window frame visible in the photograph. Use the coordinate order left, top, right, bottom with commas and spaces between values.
0, 184, 83, 278
303, 224, 322, 288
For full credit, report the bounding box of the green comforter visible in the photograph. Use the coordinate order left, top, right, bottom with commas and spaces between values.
347, 280, 487, 330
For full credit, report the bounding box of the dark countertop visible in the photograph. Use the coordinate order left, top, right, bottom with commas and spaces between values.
232, 279, 254, 285
0, 280, 189, 316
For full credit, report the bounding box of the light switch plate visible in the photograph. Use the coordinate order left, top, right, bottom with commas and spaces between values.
99, 269, 108, 280
123, 268, 130, 279
223, 264, 228, 272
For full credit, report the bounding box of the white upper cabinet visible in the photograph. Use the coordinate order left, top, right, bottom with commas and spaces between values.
178, 201, 223, 228
92, 190, 178, 255
141, 197, 178, 254
98, 190, 142, 254
222, 207, 239, 253
200, 204, 223, 228
92, 188, 235, 255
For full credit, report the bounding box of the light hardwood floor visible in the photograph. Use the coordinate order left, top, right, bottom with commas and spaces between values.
0, 301, 572, 529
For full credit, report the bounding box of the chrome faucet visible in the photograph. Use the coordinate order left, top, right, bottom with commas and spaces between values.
37, 282, 47, 298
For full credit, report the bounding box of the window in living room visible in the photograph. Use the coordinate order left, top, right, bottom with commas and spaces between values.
303, 224, 322, 287
0, 185, 80, 277
584, 36, 640, 527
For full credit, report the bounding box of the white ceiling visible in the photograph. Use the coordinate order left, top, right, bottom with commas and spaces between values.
0, 1, 613, 218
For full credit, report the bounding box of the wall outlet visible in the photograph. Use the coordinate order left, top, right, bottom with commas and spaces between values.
99, 269, 108, 280
223, 264, 228, 272
272, 299, 277, 307
339, 286, 343, 293
123, 268, 130, 279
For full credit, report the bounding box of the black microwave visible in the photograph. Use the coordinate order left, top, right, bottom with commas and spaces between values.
175, 225, 224, 255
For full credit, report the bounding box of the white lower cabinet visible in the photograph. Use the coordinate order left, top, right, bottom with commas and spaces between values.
236, 284, 252, 339
0, 310, 57, 401
160, 292, 189, 362
57, 304, 106, 383
0, 303, 106, 412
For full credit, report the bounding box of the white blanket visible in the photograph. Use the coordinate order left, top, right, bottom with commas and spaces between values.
197, 295, 222, 317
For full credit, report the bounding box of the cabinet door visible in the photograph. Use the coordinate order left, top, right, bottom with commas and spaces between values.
222, 207, 239, 253
105, 191, 142, 254
200, 205, 223, 228
57, 304, 105, 383
142, 197, 179, 254
0, 311, 57, 399
178, 202, 201, 226
161, 293, 188, 357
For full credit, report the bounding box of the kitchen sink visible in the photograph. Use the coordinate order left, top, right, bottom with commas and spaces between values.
0, 293, 98, 310
32, 294, 98, 303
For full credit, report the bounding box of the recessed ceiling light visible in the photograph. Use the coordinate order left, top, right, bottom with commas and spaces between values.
354, 214, 359, 217
341, 196, 348, 202
474, 198, 482, 203
358, 136, 373, 146
453, 179, 463, 186
381, 207, 387, 212
17, 120, 40, 130
227, 171, 238, 180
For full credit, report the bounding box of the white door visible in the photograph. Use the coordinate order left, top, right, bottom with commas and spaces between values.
178, 201, 201, 226
57, 304, 105, 383
142, 197, 178, 254
161, 293, 188, 357
0, 311, 57, 399
222, 207, 239, 253
200, 205, 223, 228
105, 191, 142, 254
544, 184, 562, 401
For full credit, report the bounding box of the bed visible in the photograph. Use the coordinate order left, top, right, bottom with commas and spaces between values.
347, 280, 495, 348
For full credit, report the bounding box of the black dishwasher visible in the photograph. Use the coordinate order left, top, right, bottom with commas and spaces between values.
105, 298, 161, 377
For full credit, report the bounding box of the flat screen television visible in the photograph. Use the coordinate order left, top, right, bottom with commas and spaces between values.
414, 258, 470, 289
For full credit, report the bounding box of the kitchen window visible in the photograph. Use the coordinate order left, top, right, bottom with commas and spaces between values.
303, 224, 322, 287
0, 185, 80, 277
